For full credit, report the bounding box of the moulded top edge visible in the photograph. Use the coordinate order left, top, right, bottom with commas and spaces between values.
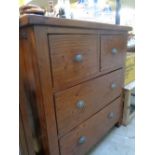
19, 14, 132, 31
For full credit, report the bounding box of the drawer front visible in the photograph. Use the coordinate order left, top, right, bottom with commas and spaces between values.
59, 97, 122, 155
55, 69, 123, 137
49, 35, 99, 90
101, 35, 127, 73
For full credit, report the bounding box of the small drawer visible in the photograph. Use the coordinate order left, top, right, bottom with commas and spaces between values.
49, 35, 99, 90
101, 35, 127, 73
59, 97, 122, 155
55, 69, 123, 137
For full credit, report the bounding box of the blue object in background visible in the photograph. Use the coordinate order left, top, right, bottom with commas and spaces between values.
103, 3, 112, 13
78, 0, 85, 3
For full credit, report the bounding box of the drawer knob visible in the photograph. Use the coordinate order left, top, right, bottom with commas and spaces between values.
108, 112, 115, 119
74, 54, 83, 62
112, 48, 118, 55
111, 83, 117, 89
76, 100, 85, 109
78, 136, 86, 144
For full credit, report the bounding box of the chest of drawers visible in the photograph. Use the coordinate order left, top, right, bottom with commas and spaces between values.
19, 15, 131, 155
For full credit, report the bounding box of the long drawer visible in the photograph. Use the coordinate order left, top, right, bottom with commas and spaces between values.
55, 69, 123, 137
59, 97, 122, 155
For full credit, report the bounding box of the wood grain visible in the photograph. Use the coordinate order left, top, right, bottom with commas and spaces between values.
19, 14, 132, 31
20, 28, 39, 155
20, 16, 130, 155
20, 27, 59, 155
59, 97, 122, 155
34, 26, 60, 155
55, 69, 123, 137
19, 111, 29, 155
49, 34, 99, 90
101, 34, 127, 73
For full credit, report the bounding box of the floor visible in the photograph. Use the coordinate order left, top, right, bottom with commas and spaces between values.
88, 118, 135, 155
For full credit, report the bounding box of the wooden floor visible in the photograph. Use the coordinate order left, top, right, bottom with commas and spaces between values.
88, 118, 135, 155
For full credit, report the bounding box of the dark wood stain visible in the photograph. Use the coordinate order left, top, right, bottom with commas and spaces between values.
55, 69, 123, 137
59, 97, 122, 155
19, 15, 131, 155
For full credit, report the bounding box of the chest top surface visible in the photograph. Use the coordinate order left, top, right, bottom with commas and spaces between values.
19, 14, 132, 31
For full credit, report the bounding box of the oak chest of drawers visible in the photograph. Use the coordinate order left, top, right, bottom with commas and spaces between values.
19, 15, 131, 155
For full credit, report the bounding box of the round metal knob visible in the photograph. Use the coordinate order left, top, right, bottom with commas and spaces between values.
74, 54, 83, 62
111, 83, 117, 89
108, 112, 115, 119
78, 136, 86, 145
112, 48, 118, 55
76, 100, 85, 109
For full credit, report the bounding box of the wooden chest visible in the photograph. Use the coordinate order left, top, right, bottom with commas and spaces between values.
19, 15, 131, 155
